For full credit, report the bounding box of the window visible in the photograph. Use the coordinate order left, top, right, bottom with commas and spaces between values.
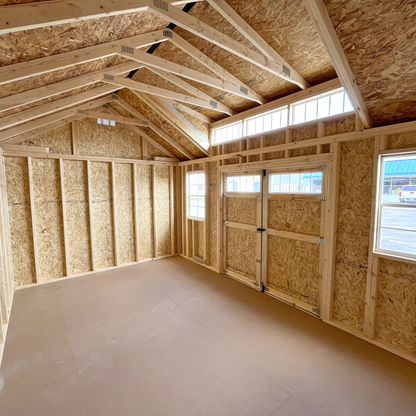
291, 88, 353, 125
375, 153, 416, 259
213, 121, 243, 144
245, 107, 288, 137
212, 87, 354, 145
187, 172, 206, 220
269, 172, 323, 194
226, 175, 261, 193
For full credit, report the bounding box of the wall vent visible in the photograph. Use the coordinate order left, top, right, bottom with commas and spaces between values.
240, 86, 248, 95
210, 100, 218, 108
154, 0, 168, 11
163, 29, 173, 38
283, 65, 291, 77
121, 45, 134, 54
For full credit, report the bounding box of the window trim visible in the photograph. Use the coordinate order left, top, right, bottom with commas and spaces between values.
374, 149, 416, 263
186, 170, 206, 222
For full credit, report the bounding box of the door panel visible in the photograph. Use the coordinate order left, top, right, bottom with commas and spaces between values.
222, 171, 262, 288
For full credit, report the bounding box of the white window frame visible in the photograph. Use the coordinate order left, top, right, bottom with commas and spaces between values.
186, 171, 206, 221
374, 150, 416, 262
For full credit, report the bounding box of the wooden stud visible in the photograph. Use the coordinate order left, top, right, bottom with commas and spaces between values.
86, 161, 96, 271
142, 138, 148, 161
132, 164, 140, 262
181, 166, 187, 256
152, 165, 158, 258
317, 121, 324, 154
285, 129, 292, 158
260, 135, 265, 161
59, 159, 70, 277
203, 162, 210, 264
176, 166, 182, 255
217, 164, 224, 273
111, 162, 119, 267
170, 166, 175, 255
364, 135, 388, 338
27, 157, 39, 283
71, 121, 79, 156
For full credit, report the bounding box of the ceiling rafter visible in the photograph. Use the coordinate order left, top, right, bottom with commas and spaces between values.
130, 91, 209, 154
165, 29, 267, 105
0, 29, 167, 86
147, 3, 310, 89
143, 66, 235, 116
115, 97, 196, 160
102, 75, 224, 113
0, 85, 118, 132
118, 48, 264, 104
164, 99, 213, 124
303, 0, 372, 128
1, 96, 115, 143
0, 62, 141, 114
0, 0, 201, 35
200, 1, 309, 89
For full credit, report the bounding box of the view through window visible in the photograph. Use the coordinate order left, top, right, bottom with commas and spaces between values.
269, 172, 323, 194
187, 172, 206, 220
376, 153, 416, 258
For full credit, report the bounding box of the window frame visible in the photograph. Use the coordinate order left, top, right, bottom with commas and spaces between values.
268, 166, 325, 197
224, 172, 262, 196
374, 149, 416, 263
186, 171, 206, 222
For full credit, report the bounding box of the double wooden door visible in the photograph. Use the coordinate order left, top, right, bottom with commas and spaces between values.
221, 165, 328, 316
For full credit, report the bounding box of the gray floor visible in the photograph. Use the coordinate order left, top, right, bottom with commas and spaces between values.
0, 257, 415, 416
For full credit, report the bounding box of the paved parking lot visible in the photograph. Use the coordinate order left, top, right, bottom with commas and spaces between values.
379, 197, 416, 255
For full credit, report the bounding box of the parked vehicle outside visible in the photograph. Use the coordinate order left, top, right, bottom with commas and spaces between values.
399, 185, 416, 203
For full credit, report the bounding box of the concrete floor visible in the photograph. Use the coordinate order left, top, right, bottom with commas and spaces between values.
0, 257, 415, 416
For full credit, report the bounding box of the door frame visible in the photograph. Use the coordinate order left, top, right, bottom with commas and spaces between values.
217, 152, 338, 318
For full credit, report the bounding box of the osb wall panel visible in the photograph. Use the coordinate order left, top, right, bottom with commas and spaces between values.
291, 146, 317, 157
115, 163, 135, 265
20, 124, 72, 154
388, 131, 416, 150
325, 0, 416, 125
292, 125, 318, 142
268, 200, 321, 236
63, 160, 91, 274
195, 221, 204, 259
4, 157, 35, 285
267, 235, 320, 307
110, 101, 181, 160
32, 159, 65, 281
324, 115, 356, 136
208, 161, 218, 267
226, 227, 256, 280
332, 138, 374, 331
226, 197, 257, 226
375, 259, 416, 354
90, 162, 114, 269
136, 165, 153, 260
264, 131, 286, 160
155, 165, 171, 257
78, 118, 142, 159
